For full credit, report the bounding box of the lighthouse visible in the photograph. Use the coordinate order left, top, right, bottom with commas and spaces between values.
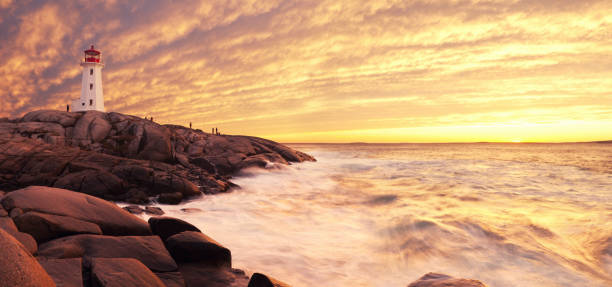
72, 45, 105, 112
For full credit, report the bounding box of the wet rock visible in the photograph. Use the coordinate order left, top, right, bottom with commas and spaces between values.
0, 228, 55, 287
38, 258, 83, 287
0, 217, 38, 254
190, 157, 217, 174
180, 208, 202, 213
38, 234, 177, 272
124, 188, 150, 204
178, 264, 249, 287
158, 192, 183, 204
148, 216, 201, 241
407, 273, 487, 287
14, 211, 103, 243
123, 205, 145, 214
145, 206, 164, 215
166, 231, 231, 268
1, 186, 151, 236
248, 273, 291, 287
91, 257, 165, 287
155, 272, 186, 287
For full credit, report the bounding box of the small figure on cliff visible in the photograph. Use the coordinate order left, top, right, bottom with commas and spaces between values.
215, 127, 218, 135
66, 104, 70, 112
190, 122, 192, 129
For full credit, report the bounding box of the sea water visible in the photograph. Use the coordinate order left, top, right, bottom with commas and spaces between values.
147, 143, 612, 287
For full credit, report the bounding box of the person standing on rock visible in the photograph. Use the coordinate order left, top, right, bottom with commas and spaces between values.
66, 104, 70, 112
189, 122, 192, 129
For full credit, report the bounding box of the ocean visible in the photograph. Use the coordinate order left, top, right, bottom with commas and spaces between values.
146, 143, 612, 286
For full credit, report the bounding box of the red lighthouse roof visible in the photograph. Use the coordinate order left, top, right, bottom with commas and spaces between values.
84, 45, 100, 55
84, 45, 101, 63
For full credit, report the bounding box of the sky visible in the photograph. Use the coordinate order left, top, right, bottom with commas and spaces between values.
0, 0, 610, 143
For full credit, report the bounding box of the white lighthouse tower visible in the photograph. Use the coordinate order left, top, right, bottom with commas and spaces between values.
72, 45, 105, 112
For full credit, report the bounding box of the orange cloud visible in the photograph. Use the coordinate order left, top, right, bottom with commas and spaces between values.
0, 0, 610, 142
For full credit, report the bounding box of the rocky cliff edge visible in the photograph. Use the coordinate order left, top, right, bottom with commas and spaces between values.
0, 110, 314, 204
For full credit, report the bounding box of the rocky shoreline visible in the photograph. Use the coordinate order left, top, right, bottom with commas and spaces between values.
0, 110, 487, 286
0, 110, 314, 203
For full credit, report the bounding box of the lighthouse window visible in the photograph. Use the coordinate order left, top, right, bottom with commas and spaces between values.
90, 69, 93, 75
90, 99, 93, 105
90, 84, 93, 90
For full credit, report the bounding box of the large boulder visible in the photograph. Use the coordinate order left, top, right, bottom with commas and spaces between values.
248, 273, 291, 287
14, 211, 102, 243
165, 231, 231, 268
138, 123, 173, 162
158, 192, 183, 204
0, 217, 38, 254
148, 217, 201, 241
38, 258, 83, 287
0, 228, 55, 287
72, 111, 111, 144
407, 273, 487, 287
38, 234, 178, 272
1, 186, 150, 236
21, 110, 80, 127
53, 169, 126, 197
91, 258, 165, 287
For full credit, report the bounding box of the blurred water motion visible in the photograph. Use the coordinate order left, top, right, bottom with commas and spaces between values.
149, 143, 612, 287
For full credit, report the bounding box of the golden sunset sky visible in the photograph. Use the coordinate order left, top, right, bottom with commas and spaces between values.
0, 0, 610, 142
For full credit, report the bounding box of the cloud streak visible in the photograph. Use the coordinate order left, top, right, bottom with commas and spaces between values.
0, 0, 610, 142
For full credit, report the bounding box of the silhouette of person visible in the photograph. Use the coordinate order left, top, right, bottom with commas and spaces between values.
190, 122, 192, 129
66, 104, 70, 112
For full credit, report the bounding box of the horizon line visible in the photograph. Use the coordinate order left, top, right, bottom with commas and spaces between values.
281, 140, 612, 145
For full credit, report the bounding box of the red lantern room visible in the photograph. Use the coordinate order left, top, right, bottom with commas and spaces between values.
84, 45, 101, 63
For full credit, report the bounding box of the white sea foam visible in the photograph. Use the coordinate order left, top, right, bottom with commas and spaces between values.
139, 144, 612, 287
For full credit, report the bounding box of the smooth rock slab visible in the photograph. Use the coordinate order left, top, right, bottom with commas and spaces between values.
166, 231, 231, 268
21, 110, 79, 127
15, 211, 102, 243
91, 257, 165, 287
38, 234, 178, 272
1, 186, 151, 236
407, 273, 487, 287
38, 258, 83, 287
0, 228, 55, 287
148, 216, 201, 241
248, 273, 291, 287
